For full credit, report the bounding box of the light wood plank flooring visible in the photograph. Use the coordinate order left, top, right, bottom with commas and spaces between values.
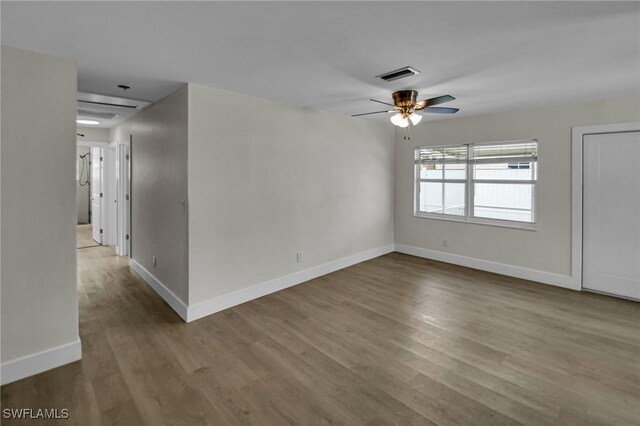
77, 224, 99, 249
2, 246, 639, 425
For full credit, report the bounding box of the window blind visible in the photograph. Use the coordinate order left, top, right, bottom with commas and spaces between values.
471, 140, 537, 164
415, 145, 467, 164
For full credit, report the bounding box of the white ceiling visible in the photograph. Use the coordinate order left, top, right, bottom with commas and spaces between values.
2, 2, 638, 127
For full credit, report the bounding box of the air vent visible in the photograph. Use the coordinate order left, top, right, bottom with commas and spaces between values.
376, 66, 421, 82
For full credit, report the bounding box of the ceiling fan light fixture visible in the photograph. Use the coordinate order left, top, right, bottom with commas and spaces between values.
390, 112, 410, 128
390, 113, 404, 127
409, 112, 422, 125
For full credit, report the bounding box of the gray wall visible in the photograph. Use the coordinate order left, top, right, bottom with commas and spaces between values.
77, 126, 110, 143
395, 98, 640, 276
1, 46, 79, 362
188, 84, 394, 305
111, 86, 189, 303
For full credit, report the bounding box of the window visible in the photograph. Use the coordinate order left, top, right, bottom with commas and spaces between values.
415, 140, 537, 228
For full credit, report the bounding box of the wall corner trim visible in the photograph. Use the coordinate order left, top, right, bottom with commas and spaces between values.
129, 259, 189, 322
1, 338, 82, 386
394, 244, 577, 290
186, 244, 395, 322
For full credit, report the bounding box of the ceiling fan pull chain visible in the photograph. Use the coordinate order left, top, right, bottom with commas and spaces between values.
404, 123, 411, 141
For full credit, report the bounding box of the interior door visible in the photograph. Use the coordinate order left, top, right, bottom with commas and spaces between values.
116, 143, 130, 256
91, 147, 103, 244
583, 131, 640, 299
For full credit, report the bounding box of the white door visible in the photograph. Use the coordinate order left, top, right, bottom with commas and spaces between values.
583, 131, 640, 299
116, 143, 130, 256
91, 147, 103, 244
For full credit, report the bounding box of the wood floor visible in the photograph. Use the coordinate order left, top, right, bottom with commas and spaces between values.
77, 224, 99, 249
2, 246, 639, 425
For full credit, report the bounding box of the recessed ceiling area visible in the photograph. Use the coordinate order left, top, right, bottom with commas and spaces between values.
1, 1, 638, 126
76, 92, 151, 128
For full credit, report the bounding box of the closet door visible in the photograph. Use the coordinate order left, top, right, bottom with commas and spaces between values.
582, 131, 640, 299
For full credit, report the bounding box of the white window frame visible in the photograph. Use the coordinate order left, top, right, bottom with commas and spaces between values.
414, 139, 537, 230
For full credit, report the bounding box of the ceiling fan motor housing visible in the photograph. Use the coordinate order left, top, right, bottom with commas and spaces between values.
392, 90, 418, 109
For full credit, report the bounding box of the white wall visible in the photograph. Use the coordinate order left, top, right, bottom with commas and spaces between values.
1, 46, 80, 380
188, 84, 394, 306
110, 86, 189, 303
395, 98, 640, 277
77, 126, 109, 143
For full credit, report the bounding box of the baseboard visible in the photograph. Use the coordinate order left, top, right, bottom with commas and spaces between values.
187, 244, 395, 322
1, 338, 82, 386
129, 259, 189, 321
394, 244, 578, 290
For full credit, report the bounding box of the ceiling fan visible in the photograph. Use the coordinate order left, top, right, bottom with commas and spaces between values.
351, 90, 459, 128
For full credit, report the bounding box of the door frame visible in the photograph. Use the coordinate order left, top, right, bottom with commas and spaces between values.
571, 122, 640, 291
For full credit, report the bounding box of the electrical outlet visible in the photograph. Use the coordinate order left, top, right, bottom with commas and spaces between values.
296, 253, 303, 263
442, 239, 449, 248
152, 256, 157, 267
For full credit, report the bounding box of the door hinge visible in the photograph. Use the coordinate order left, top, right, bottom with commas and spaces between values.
126, 234, 129, 240
100, 156, 103, 161
100, 192, 103, 197
100, 229, 103, 234
126, 154, 129, 160
125, 194, 129, 200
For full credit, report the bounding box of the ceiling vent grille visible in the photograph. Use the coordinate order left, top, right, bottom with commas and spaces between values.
376, 66, 421, 82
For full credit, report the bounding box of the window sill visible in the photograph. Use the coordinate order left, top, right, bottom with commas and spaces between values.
413, 212, 537, 231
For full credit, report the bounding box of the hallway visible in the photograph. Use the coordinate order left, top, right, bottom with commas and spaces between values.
2, 247, 639, 425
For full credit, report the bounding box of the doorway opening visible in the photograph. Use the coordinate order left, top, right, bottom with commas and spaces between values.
76, 145, 103, 249
76, 139, 130, 253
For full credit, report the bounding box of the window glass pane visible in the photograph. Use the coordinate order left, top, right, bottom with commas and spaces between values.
419, 163, 443, 179
445, 163, 466, 179
444, 183, 465, 216
474, 162, 536, 180
474, 183, 533, 222
419, 182, 443, 213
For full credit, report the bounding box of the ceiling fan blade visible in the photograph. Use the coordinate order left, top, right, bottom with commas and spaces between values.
414, 95, 456, 110
427, 95, 455, 106
370, 98, 395, 107
351, 110, 393, 117
423, 107, 459, 114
